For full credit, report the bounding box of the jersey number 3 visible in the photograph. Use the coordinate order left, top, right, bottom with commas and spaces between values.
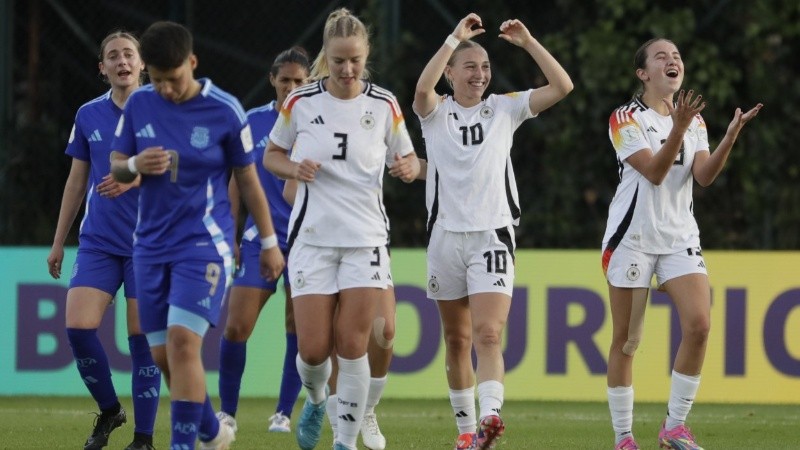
660, 138, 685, 166
333, 132, 348, 160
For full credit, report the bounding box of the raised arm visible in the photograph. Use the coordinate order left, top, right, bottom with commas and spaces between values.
498, 19, 573, 115
413, 13, 485, 118
692, 103, 763, 187
626, 90, 706, 186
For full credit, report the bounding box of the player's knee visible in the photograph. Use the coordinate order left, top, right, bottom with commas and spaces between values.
443, 331, 471, 354
372, 317, 394, 349
223, 322, 253, 341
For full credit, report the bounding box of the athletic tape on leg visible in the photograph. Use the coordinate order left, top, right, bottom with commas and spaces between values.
372, 317, 393, 349
622, 288, 648, 356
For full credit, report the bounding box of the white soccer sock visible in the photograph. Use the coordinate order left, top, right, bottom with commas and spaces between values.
608, 385, 634, 444
449, 386, 476, 434
666, 370, 700, 430
335, 354, 370, 448
296, 355, 331, 405
365, 376, 387, 415
326, 394, 338, 439
477, 380, 504, 420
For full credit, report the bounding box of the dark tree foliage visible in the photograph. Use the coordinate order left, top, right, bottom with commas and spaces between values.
3, 0, 798, 248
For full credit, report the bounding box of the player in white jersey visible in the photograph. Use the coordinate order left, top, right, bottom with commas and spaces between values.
413, 13, 573, 450
284, 179, 397, 450
110, 21, 285, 450
47, 31, 160, 450
601, 38, 762, 450
264, 9, 419, 450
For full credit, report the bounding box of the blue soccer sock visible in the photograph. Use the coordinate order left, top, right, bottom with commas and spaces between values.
218, 337, 246, 416
66, 328, 119, 411
128, 334, 160, 435
198, 394, 220, 442
170, 400, 203, 448
276, 332, 302, 417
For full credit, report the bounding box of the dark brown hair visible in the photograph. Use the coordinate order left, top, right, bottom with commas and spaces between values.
140, 21, 193, 70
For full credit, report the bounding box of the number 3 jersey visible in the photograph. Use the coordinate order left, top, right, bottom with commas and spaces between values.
417, 91, 534, 233
269, 79, 414, 248
112, 79, 254, 263
604, 96, 709, 254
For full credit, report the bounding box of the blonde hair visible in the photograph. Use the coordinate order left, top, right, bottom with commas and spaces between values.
310, 8, 371, 80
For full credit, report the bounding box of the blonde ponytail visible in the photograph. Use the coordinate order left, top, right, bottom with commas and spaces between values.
310, 7, 371, 80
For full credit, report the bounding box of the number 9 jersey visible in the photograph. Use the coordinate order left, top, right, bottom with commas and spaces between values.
269, 79, 414, 248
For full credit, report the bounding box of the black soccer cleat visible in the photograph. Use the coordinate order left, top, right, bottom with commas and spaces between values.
83, 407, 127, 449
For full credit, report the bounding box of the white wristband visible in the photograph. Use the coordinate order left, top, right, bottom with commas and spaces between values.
260, 235, 278, 250
127, 156, 138, 174
444, 35, 460, 50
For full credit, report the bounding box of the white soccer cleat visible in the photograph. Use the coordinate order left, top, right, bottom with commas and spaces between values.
215, 411, 238, 433
360, 412, 386, 450
268, 411, 291, 433
199, 415, 236, 450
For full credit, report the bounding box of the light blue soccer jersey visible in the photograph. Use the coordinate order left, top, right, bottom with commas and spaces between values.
66, 90, 137, 256
112, 79, 254, 263
240, 100, 291, 250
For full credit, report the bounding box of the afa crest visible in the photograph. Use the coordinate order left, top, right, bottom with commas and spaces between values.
190, 126, 210, 149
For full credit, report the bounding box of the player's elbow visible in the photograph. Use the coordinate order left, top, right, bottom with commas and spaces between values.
644, 173, 666, 186
695, 176, 714, 188
558, 79, 574, 97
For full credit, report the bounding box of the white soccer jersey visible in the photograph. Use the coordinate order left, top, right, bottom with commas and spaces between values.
603, 96, 710, 254
418, 91, 534, 233
269, 79, 414, 247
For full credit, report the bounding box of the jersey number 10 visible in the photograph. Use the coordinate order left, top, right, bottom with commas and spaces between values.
459, 123, 484, 146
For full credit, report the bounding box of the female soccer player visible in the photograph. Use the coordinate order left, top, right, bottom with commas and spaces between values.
602, 38, 762, 450
48, 30, 160, 450
284, 178, 399, 450
413, 12, 573, 450
264, 8, 419, 450
110, 21, 284, 450
215, 46, 310, 436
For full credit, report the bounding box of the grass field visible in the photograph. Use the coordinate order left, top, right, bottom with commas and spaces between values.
1, 396, 797, 449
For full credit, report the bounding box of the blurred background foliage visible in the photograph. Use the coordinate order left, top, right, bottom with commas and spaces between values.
2, 0, 798, 248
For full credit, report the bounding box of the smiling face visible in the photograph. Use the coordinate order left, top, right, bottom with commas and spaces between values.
324, 35, 368, 99
99, 37, 144, 90
270, 62, 309, 106
445, 46, 491, 107
637, 39, 684, 97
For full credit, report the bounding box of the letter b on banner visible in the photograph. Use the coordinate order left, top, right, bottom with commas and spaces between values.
17, 284, 72, 370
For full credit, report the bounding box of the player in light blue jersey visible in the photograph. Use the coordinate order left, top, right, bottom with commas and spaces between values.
109, 21, 284, 450
215, 46, 310, 435
48, 31, 160, 450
